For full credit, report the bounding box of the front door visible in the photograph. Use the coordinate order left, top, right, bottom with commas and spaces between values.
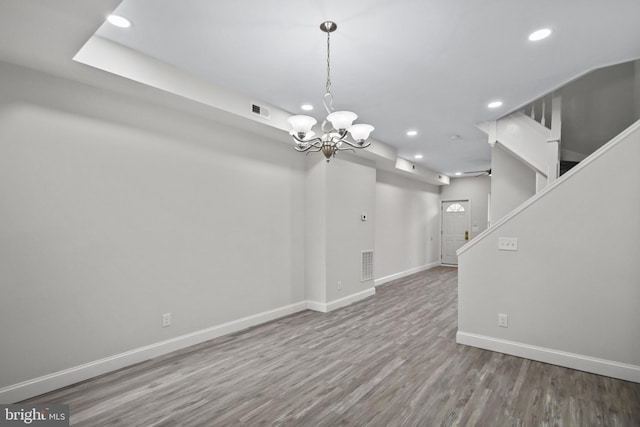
441, 200, 469, 265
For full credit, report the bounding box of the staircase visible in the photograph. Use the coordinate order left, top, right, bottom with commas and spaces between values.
477, 93, 561, 195
478, 59, 640, 222
457, 59, 640, 383
458, 116, 640, 383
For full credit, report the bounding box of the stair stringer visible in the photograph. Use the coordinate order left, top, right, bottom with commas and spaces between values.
457, 118, 640, 383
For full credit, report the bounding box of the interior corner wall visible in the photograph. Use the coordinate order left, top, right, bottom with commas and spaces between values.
304, 157, 327, 304
374, 170, 440, 281
0, 61, 306, 393
325, 157, 376, 301
439, 176, 491, 240
490, 144, 536, 222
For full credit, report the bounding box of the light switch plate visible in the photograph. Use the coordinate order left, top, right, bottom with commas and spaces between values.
498, 237, 518, 251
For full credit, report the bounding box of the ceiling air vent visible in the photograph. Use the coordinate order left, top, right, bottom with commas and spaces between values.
251, 102, 271, 120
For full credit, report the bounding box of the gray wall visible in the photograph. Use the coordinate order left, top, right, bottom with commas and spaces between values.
374, 171, 440, 280
0, 62, 306, 389
562, 60, 638, 157
490, 144, 536, 222
440, 176, 491, 240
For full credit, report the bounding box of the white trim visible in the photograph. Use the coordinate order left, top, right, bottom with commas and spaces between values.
458, 118, 640, 256
305, 300, 328, 313
374, 262, 439, 286
456, 331, 640, 383
0, 301, 307, 403
306, 288, 376, 313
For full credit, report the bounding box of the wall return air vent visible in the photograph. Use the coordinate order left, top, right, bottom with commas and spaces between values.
251, 102, 271, 119
361, 250, 374, 281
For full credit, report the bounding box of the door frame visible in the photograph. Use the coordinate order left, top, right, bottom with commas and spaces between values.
440, 199, 471, 266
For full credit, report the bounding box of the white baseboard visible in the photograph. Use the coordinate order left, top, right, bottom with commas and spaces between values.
456, 331, 640, 383
305, 300, 327, 313
307, 287, 376, 313
0, 301, 308, 404
1, 290, 381, 403
374, 262, 439, 286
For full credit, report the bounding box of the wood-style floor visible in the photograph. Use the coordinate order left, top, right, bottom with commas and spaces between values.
24, 267, 640, 426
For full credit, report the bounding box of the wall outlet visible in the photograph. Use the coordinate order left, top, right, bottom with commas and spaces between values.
161, 313, 171, 327
337, 280, 342, 291
498, 313, 508, 328
498, 237, 518, 251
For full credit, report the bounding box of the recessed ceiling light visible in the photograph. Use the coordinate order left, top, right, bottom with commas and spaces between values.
406, 130, 418, 137
414, 154, 423, 159
450, 134, 461, 140
107, 14, 132, 28
528, 28, 552, 41
487, 100, 503, 109
454, 172, 463, 176
301, 104, 313, 111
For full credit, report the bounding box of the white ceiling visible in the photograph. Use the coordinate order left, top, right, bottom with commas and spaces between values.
3, 0, 640, 176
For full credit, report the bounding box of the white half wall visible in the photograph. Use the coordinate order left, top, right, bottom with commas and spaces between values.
458, 120, 640, 382
374, 171, 440, 281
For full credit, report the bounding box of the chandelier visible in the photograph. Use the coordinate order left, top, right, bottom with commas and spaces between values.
288, 21, 374, 162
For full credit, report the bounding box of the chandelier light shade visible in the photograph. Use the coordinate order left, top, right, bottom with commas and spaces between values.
348, 124, 375, 142
326, 111, 357, 131
288, 21, 374, 162
288, 115, 317, 139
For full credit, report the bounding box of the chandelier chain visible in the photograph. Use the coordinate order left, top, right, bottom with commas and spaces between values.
326, 30, 331, 95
